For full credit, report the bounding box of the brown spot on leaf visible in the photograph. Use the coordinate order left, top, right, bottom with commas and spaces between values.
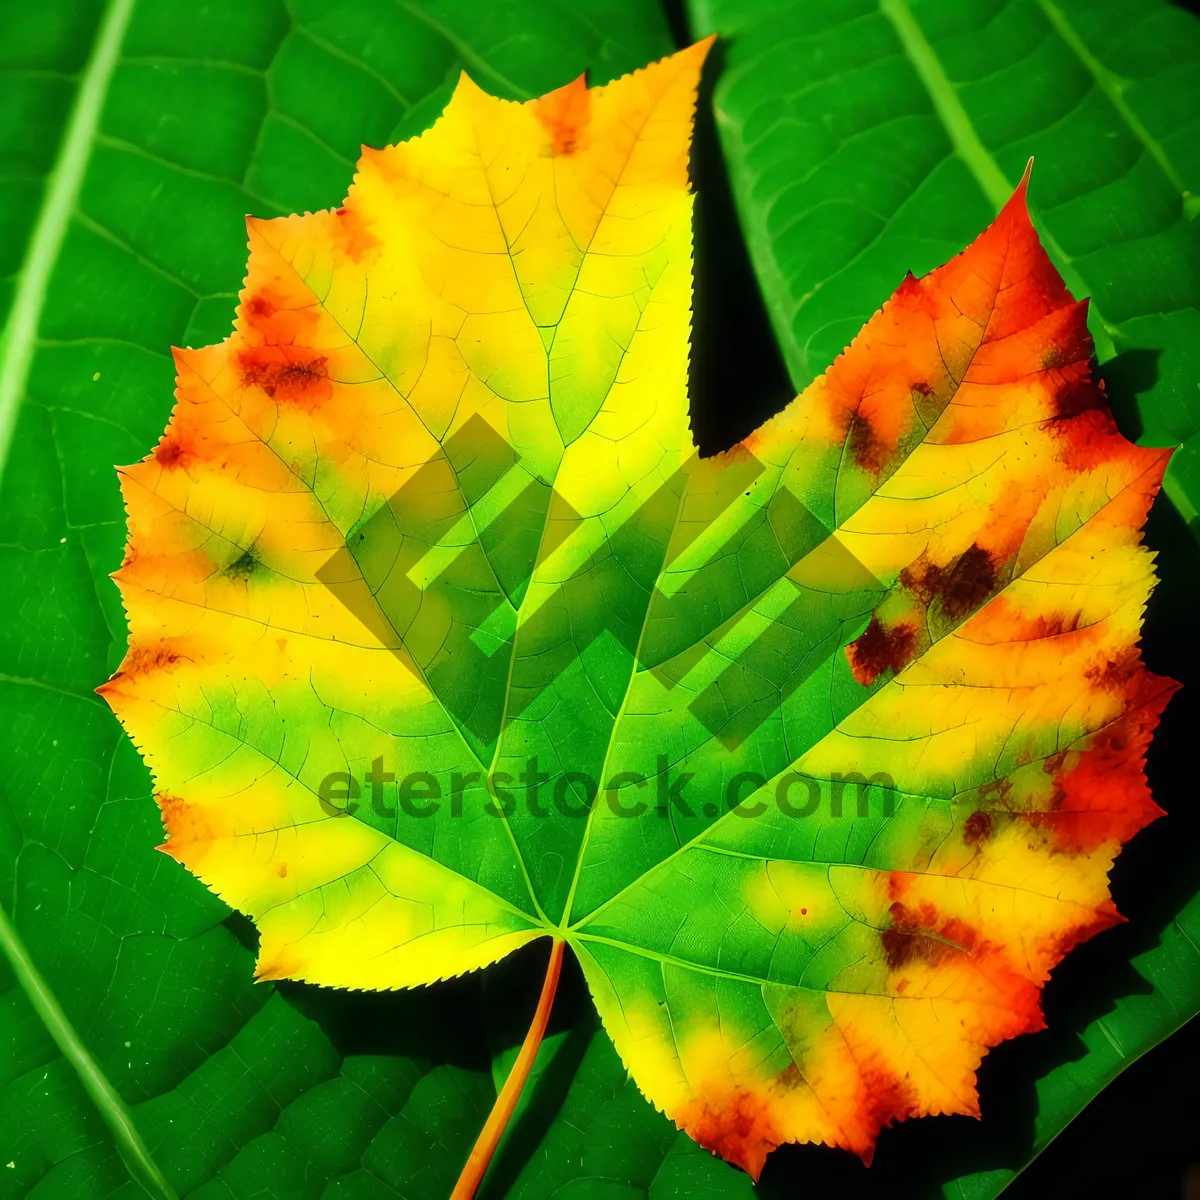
224, 547, 261, 581
775, 1062, 804, 1091
1045, 407, 1123, 472
963, 809, 992, 845
152, 422, 207, 469
1035, 675, 1174, 853
909, 379, 939, 423
901, 543, 997, 620
99, 641, 186, 694
244, 293, 276, 327
1014, 610, 1081, 640
846, 617, 917, 686
1043, 750, 1069, 776
881, 901, 976, 970
238, 346, 332, 409
1051, 373, 1104, 419
332, 206, 379, 263
979, 777, 1013, 806
239, 285, 322, 342
154, 437, 186, 467
1086, 647, 1141, 691
847, 410, 890, 473
534, 74, 591, 156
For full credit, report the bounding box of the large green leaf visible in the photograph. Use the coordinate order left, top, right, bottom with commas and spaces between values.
682, 0, 1200, 1192
0, 4, 748, 1198
2, 0, 1194, 1196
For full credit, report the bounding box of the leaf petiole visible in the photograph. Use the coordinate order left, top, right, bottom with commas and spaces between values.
451, 937, 566, 1200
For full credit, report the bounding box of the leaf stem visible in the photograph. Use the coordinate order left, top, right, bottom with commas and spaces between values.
451, 937, 565, 1200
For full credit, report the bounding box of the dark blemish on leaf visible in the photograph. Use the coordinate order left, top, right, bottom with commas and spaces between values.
881, 901, 975, 970
910, 379, 941, 426
534, 75, 591, 156
225, 547, 261, 580
244, 293, 276, 325
1045, 407, 1122, 472
934, 543, 997, 619
332, 206, 379, 263
898, 553, 940, 605
238, 347, 332, 407
847, 410, 889, 473
979, 776, 1013, 805
102, 642, 184, 688
153, 431, 199, 468
1051, 374, 1104, 419
1043, 749, 1069, 776
1046, 379, 1099, 427
846, 617, 917, 686
776, 1063, 804, 1091
902, 543, 997, 620
963, 809, 992, 845
1086, 647, 1141, 690
1015, 610, 1081, 639
1035, 677, 1174, 854
154, 438, 183, 467
881, 924, 935, 971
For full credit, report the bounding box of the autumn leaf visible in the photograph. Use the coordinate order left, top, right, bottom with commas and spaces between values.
100, 39, 1174, 1187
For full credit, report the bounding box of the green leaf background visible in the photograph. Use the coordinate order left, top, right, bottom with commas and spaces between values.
0, 1, 1195, 1197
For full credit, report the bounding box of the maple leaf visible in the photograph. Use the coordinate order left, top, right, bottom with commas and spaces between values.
100, 40, 1175, 1187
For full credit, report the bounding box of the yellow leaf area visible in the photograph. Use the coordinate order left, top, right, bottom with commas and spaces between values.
101, 42, 1174, 1179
